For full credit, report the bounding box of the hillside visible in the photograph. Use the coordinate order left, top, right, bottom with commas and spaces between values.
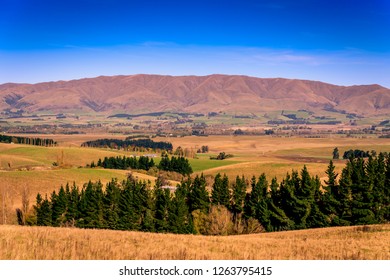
0, 224, 388, 259
1, 74, 389, 116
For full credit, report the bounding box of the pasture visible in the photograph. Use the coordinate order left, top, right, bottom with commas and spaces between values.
0, 224, 388, 260
1, 135, 390, 221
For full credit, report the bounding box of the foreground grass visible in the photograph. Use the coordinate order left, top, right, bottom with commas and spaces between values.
0, 224, 389, 260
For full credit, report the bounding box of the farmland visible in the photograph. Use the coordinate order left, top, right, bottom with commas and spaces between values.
0, 134, 389, 259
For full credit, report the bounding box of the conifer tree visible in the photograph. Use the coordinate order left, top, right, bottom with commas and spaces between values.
322, 160, 340, 225
267, 177, 294, 231
231, 176, 247, 218
36, 194, 52, 226
350, 158, 376, 225
103, 178, 121, 229
154, 186, 171, 232
254, 173, 272, 231
65, 182, 79, 225
188, 174, 210, 213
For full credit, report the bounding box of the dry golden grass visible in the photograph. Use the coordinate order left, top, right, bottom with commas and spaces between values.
0, 224, 389, 260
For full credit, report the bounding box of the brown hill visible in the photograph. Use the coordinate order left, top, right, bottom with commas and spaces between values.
0, 74, 389, 116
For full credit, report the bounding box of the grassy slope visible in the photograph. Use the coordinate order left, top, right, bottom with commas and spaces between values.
0, 224, 388, 260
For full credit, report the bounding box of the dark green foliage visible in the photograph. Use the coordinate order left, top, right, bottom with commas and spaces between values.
158, 154, 193, 175
0, 134, 57, 146
211, 173, 230, 208
94, 155, 155, 171
188, 174, 210, 213
332, 147, 339, 159
168, 184, 194, 234
210, 152, 233, 160
35, 194, 52, 226
32, 153, 390, 234
81, 138, 173, 151
231, 176, 247, 217
154, 187, 171, 232
321, 161, 340, 225
343, 149, 370, 159
103, 179, 121, 229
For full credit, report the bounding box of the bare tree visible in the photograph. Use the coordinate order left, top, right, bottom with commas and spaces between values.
21, 184, 30, 225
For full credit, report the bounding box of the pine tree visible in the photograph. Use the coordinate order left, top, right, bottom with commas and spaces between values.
169, 185, 193, 234
322, 160, 341, 225
267, 177, 294, 231
231, 176, 247, 218
337, 161, 353, 225
350, 158, 376, 225
65, 182, 79, 226
188, 174, 210, 213
333, 147, 340, 159
279, 171, 309, 229
36, 194, 52, 226
103, 178, 121, 229
244, 176, 260, 219
211, 173, 230, 208
154, 187, 171, 232
306, 175, 328, 228
254, 173, 272, 231
81, 181, 104, 228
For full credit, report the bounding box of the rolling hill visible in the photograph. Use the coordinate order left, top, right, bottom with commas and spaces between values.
1, 74, 389, 116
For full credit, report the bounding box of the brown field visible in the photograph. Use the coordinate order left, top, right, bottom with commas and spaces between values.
0, 224, 389, 260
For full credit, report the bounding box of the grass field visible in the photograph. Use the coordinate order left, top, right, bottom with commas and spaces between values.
1, 135, 389, 222
1, 134, 390, 260
0, 224, 388, 260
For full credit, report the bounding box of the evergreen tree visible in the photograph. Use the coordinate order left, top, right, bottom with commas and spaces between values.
322, 160, 341, 225
154, 186, 171, 232
254, 173, 272, 231
336, 161, 353, 225
35, 194, 52, 226
267, 177, 294, 231
211, 173, 230, 208
333, 147, 340, 159
168, 185, 193, 234
81, 181, 104, 228
244, 176, 260, 219
188, 174, 210, 213
350, 158, 376, 225
103, 178, 121, 229
279, 171, 309, 229
306, 175, 328, 228
65, 183, 79, 226
231, 176, 247, 217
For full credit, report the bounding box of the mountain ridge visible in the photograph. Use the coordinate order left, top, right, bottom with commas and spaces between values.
1, 74, 389, 116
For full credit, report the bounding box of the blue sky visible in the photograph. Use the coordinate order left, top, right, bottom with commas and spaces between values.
1, 0, 389, 87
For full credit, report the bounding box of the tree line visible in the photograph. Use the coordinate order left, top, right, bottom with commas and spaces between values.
90, 156, 155, 171
332, 147, 385, 160
81, 138, 173, 151
30, 153, 389, 234
0, 134, 57, 147
89, 154, 193, 176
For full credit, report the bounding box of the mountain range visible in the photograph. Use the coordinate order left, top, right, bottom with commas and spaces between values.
1, 74, 389, 116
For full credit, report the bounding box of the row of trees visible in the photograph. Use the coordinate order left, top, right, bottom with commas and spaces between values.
81, 138, 173, 151
89, 154, 193, 176
158, 154, 193, 176
0, 134, 57, 147
332, 147, 383, 160
32, 153, 389, 234
90, 156, 155, 171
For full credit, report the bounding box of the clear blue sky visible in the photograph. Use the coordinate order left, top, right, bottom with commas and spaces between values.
1, 0, 389, 87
